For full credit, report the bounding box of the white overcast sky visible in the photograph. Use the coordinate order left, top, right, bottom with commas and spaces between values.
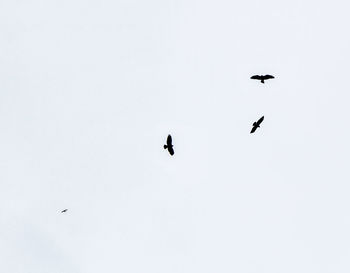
1, 0, 350, 272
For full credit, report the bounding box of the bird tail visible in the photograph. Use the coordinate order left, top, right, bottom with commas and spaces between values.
261, 79, 265, 83
164, 145, 168, 149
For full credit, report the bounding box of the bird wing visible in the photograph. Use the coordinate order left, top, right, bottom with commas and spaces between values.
250, 126, 257, 134
257, 116, 264, 125
168, 146, 174, 155
167, 134, 172, 146
250, 75, 262, 80
263, 75, 274, 79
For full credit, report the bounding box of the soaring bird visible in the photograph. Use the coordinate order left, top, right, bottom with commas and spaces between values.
250, 74, 274, 83
250, 116, 264, 134
61, 209, 68, 213
164, 134, 174, 156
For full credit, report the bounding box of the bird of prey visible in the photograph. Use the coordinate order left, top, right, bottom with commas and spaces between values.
250, 74, 274, 83
164, 134, 174, 156
250, 116, 264, 134
61, 209, 68, 213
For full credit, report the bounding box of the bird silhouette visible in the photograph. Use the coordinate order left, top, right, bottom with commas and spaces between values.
164, 134, 174, 156
250, 75, 274, 83
61, 209, 68, 213
250, 116, 264, 133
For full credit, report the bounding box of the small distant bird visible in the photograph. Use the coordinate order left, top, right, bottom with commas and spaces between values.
250, 116, 264, 134
164, 134, 174, 156
250, 74, 274, 83
61, 209, 68, 213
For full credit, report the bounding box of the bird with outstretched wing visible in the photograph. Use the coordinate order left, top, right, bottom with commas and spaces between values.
250, 74, 274, 83
250, 116, 264, 134
164, 134, 174, 156
61, 209, 68, 213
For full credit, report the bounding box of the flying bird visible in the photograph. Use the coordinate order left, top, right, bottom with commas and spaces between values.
250, 74, 274, 83
61, 209, 68, 213
250, 116, 264, 134
164, 134, 174, 156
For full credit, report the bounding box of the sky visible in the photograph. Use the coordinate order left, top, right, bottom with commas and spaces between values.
1, 0, 350, 272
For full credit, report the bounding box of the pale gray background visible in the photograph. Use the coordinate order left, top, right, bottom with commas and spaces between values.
1, 0, 350, 272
